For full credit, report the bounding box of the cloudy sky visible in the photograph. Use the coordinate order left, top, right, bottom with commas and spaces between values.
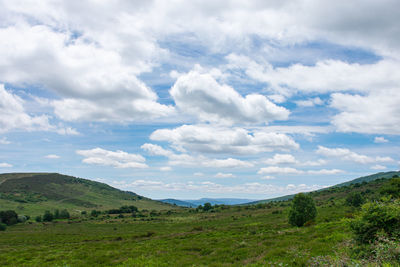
1, 0, 400, 199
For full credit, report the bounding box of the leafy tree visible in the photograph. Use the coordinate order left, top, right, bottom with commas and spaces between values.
351, 200, 400, 244
0, 210, 18, 226
43, 211, 54, 222
54, 209, 60, 219
203, 202, 213, 211
91, 210, 100, 217
288, 193, 317, 227
346, 192, 364, 207
59, 209, 70, 219
35, 215, 42, 222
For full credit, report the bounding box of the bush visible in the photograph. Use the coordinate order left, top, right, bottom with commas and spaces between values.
43, 211, 54, 222
350, 200, 400, 244
288, 193, 317, 227
0, 223, 6, 231
346, 192, 364, 207
35, 215, 42, 222
59, 209, 70, 219
0, 210, 18, 226
380, 178, 400, 199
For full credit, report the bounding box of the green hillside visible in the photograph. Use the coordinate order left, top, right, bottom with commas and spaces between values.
247, 170, 400, 205
0, 173, 177, 216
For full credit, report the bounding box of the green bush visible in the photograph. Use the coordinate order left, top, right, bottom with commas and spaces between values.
288, 193, 317, 227
0, 210, 18, 225
380, 178, 400, 199
59, 209, 70, 219
346, 192, 364, 207
43, 211, 54, 222
351, 200, 400, 244
35, 215, 42, 222
0, 223, 6, 231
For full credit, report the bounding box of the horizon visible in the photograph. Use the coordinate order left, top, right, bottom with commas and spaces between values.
1, 1, 400, 199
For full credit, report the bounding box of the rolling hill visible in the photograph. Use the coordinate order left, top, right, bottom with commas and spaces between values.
0, 173, 177, 216
246, 170, 400, 205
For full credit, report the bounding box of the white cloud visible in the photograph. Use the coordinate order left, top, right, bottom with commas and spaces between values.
0, 137, 11, 145
300, 159, 327, 167
214, 172, 235, 178
0, 163, 13, 168
316, 146, 394, 164
76, 147, 148, 169
374, 137, 389, 143
160, 166, 172, 171
45, 154, 60, 159
258, 166, 304, 175
307, 169, 344, 175
170, 70, 289, 125
116, 179, 325, 196
150, 124, 299, 155
194, 172, 204, 176
264, 154, 298, 165
295, 97, 324, 107
141, 143, 253, 168
261, 175, 275, 180
331, 90, 400, 135
371, 165, 387, 170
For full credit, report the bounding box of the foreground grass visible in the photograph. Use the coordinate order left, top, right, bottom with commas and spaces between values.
0, 204, 354, 266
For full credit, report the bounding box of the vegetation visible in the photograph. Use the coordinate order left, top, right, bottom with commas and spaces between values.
288, 193, 317, 227
0, 172, 399, 266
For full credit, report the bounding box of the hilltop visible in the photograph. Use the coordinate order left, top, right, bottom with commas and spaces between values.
0, 173, 177, 216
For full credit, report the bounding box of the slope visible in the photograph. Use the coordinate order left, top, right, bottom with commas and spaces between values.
0, 173, 177, 216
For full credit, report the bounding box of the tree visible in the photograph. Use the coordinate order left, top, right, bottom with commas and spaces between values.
346, 192, 364, 207
203, 202, 213, 211
54, 209, 60, 219
43, 211, 54, 222
288, 193, 317, 227
59, 209, 70, 219
380, 177, 400, 199
0, 210, 18, 226
35, 215, 42, 222
0, 223, 6, 231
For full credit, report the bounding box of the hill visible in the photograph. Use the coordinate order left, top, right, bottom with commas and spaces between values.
0, 173, 176, 216
159, 199, 197, 208
160, 198, 258, 207
246, 170, 400, 205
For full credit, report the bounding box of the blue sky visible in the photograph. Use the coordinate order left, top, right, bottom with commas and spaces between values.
1, 1, 400, 199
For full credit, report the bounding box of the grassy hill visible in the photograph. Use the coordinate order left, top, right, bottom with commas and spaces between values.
247, 170, 400, 205
0, 173, 177, 216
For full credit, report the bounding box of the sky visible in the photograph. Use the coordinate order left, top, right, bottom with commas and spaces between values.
1, 0, 400, 200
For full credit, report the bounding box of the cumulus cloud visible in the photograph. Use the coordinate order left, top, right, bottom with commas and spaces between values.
170, 70, 289, 125
0, 137, 11, 145
76, 148, 148, 169
261, 175, 275, 180
214, 173, 235, 178
45, 154, 60, 159
141, 143, 253, 168
264, 154, 298, 165
307, 169, 344, 175
371, 165, 387, 170
0, 84, 75, 134
114, 179, 325, 196
0, 163, 13, 168
316, 146, 394, 164
374, 137, 389, 143
150, 124, 299, 155
160, 166, 172, 171
295, 97, 324, 107
258, 166, 304, 175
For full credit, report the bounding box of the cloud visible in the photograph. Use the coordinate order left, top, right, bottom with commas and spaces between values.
374, 137, 389, 143
371, 165, 387, 170
258, 166, 304, 175
261, 175, 275, 180
115, 179, 325, 196
141, 143, 253, 168
76, 148, 148, 169
316, 146, 394, 164
0, 137, 11, 145
331, 90, 400, 135
295, 97, 324, 107
264, 154, 298, 165
307, 169, 344, 175
160, 166, 172, 171
194, 172, 204, 176
45, 154, 60, 159
170, 70, 289, 125
150, 124, 299, 155
0, 163, 13, 168
214, 173, 235, 178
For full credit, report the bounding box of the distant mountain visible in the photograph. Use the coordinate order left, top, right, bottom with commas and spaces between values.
160, 198, 258, 207
246, 171, 400, 205
0, 173, 177, 216
159, 199, 197, 208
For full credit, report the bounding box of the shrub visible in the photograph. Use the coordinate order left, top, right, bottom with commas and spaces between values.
0, 223, 6, 231
380, 178, 400, 198
0, 210, 18, 225
43, 211, 54, 222
203, 203, 213, 212
288, 193, 317, 227
346, 192, 364, 207
59, 209, 70, 219
350, 200, 400, 244
35, 215, 42, 222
